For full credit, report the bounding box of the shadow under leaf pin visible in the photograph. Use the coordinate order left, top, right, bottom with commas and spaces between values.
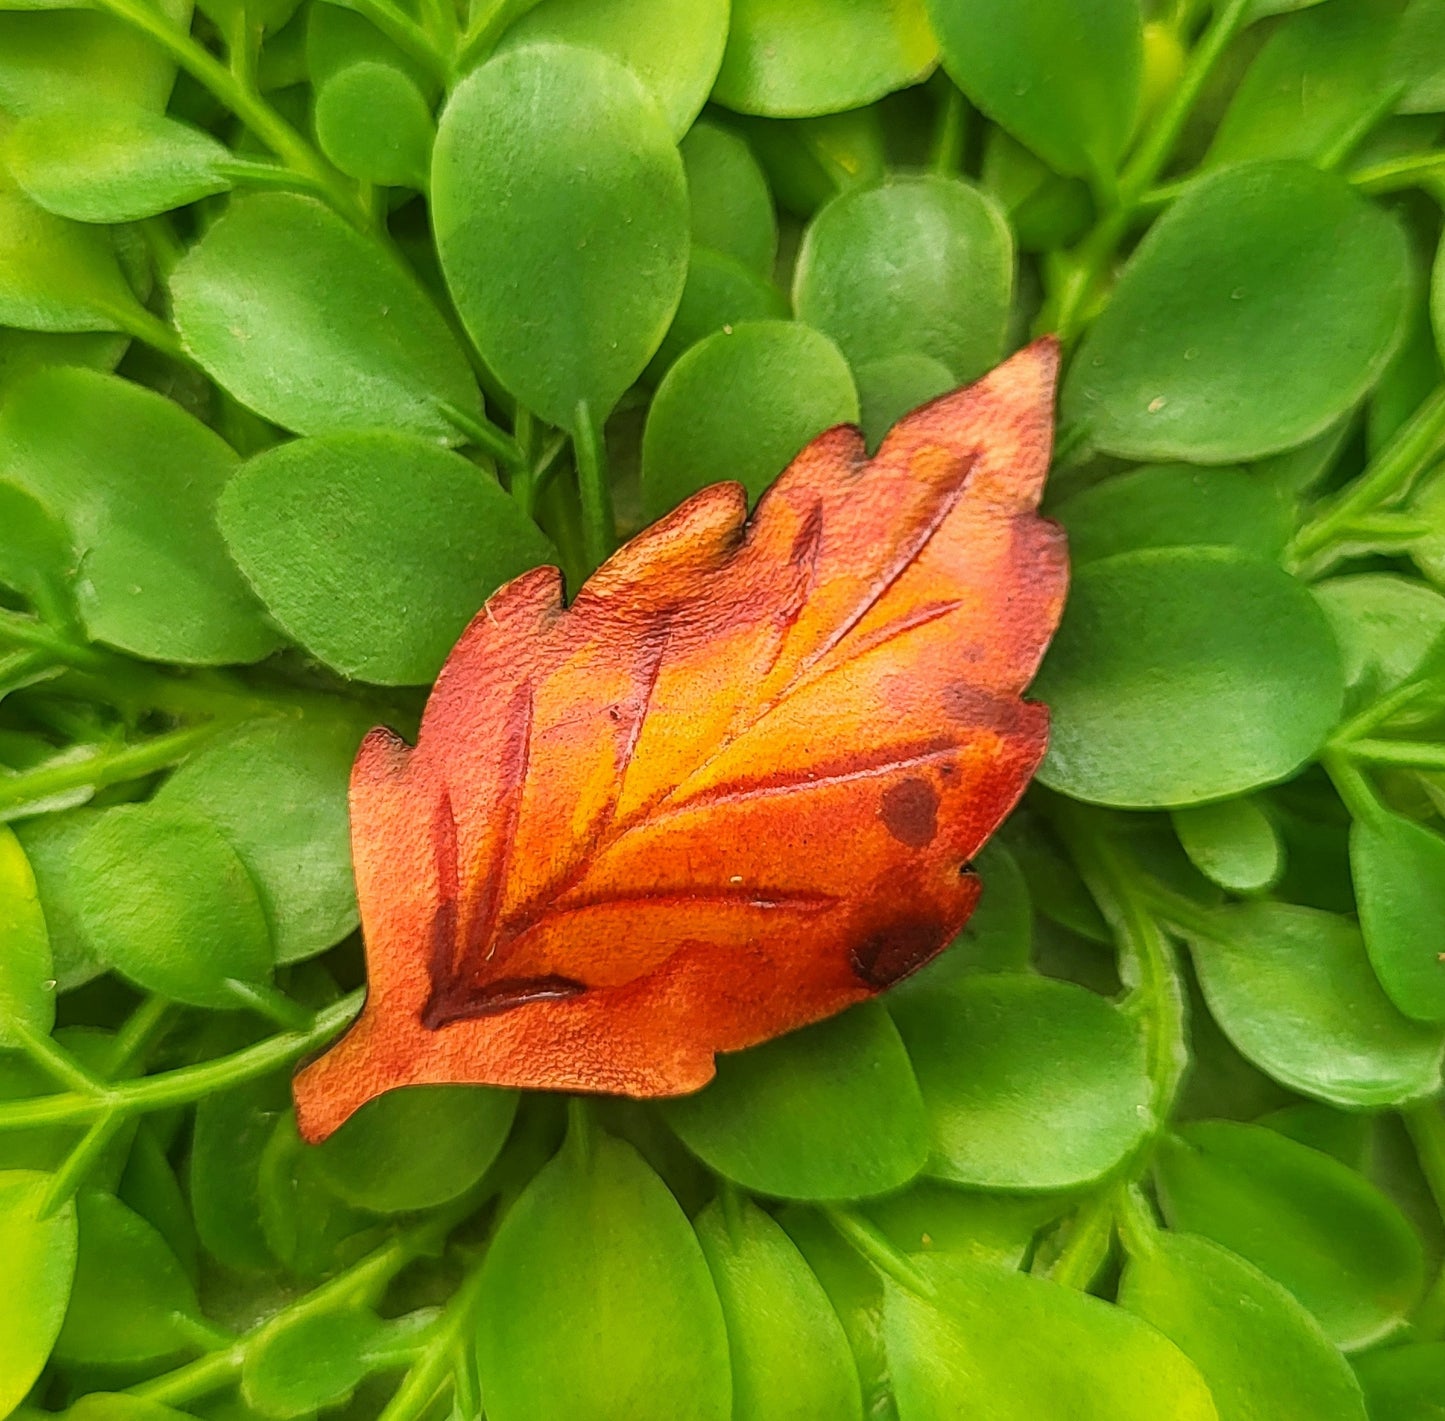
294, 339, 1069, 1142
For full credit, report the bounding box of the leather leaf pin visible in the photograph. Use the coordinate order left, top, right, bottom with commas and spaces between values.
294, 339, 1068, 1141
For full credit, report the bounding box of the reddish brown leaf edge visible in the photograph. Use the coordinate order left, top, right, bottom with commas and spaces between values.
294, 338, 1068, 1142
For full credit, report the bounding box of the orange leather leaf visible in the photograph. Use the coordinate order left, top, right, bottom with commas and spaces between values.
293, 340, 1068, 1141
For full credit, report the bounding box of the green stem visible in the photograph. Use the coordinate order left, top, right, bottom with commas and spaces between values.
13, 1025, 110, 1096
1291, 385, 1445, 564
1044, 1187, 1117, 1291
1323, 751, 1384, 822
1317, 81, 1406, 172
40, 1115, 128, 1217
107, 301, 196, 369
1351, 150, 1445, 196
929, 84, 968, 174
1405, 1102, 1445, 1224
342, 0, 448, 84
377, 1261, 490, 1421
0, 990, 362, 1131
1331, 671, 1445, 746
572, 402, 616, 574
437, 401, 527, 471
222, 978, 316, 1033
1341, 739, 1445, 773
825, 1208, 934, 1297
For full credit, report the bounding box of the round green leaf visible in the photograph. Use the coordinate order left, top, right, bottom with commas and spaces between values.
713, 0, 937, 118
1154, 1121, 1426, 1350
476, 1125, 731, 1421
1353, 1343, 1445, 1421
679, 119, 777, 274
1063, 162, 1411, 462
1186, 904, 1444, 1108
119, 1122, 198, 1285
12, 810, 108, 990
862, 1180, 1065, 1269
1171, 797, 1284, 894
314, 60, 433, 189
641, 319, 858, 519
0, 824, 53, 1048
1314, 573, 1445, 695
55, 1190, 202, 1365
67, 805, 274, 1009
242, 1309, 385, 1418
661, 1002, 929, 1200
925, 0, 1142, 180
171, 191, 478, 441
433, 44, 688, 433
793, 174, 1013, 383
305, 0, 437, 93
1033, 548, 1345, 808
890, 974, 1152, 1190
217, 431, 556, 685
0, 1170, 77, 1416
1120, 1229, 1369, 1421
885, 1254, 1218, 1420
1055, 465, 1293, 569
0, 479, 76, 626
496, 0, 729, 139
1351, 807, 1445, 1022
154, 715, 368, 964
854, 353, 957, 451
3, 102, 231, 223
0, 367, 279, 665
694, 1197, 863, 1421
312, 1085, 517, 1213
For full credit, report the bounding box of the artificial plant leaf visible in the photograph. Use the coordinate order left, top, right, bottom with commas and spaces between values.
217, 431, 557, 685
793, 174, 1014, 385
494, 0, 729, 139
712, 0, 937, 118
292, 343, 1067, 1140
1033, 548, 1344, 807
1314, 573, 1445, 695
1185, 902, 1444, 1107
864, 1180, 1064, 1269
1154, 1121, 1426, 1350
1119, 1227, 1370, 1421
1063, 162, 1410, 462
924, 0, 1142, 181
884, 1253, 1218, 1420
154, 715, 369, 965
641, 319, 859, 520
305, 0, 435, 93
170, 192, 478, 441
855, 354, 958, 452
119, 1122, 199, 1284
475, 1124, 732, 1421
1171, 797, 1284, 894
1352, 1343, 1445, 1419
3, 101, 232, 223
0, 1170, 77, 1417
0, 367, 279, 665
433, 43, 689, 433
0, 823, 53, 1048
694, 1196, 864, 1421
678, 119, 778, 275
0, 479, 76, 626
12, 810, 109, 989
890, 973, 1152, 1189
242, 1308, 388, 1418
313, 60, 433, 189
660, 1002, 929, 1200
1393, 0, 1445, 113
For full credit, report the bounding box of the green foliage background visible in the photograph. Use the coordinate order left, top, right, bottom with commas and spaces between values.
2, 0, 1445, 1416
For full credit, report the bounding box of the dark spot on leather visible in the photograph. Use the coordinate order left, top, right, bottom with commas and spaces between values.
850, 919, 951, 988
880, 776, 939, 847
960, 860, 976, 877
942, 682, 992, 722
421, 975, 586, 1031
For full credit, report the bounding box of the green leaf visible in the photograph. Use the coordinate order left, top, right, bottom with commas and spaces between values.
793, 174, 1013, 384
1350, 806, 1445, 1022
0, 367, 279, 665
55, 1190, 203, 1365
1033, 548, 1345, 807
217, 430, 556, 685
694, 1197, 863, 1421
1119, 1228, 1369, 1421
890, 974, 1152, 1189
980, 125, 1093, 253
306, 0, 436, 93
713, 0, 937, 118
924, 0, 1142, 181
433, 43, 688, 433
679, 119, 778, 275
1391, 0, 1445, 114
476, 1124, 732, 1421
862, 1180, 1065, 1268
735, 108, 886, 218
1184, 913, 1445, 1110
1171, 797, 1284, 894
1314, 573, 1445, 695
1206, 0, 1405, 168
884, 1254, 1219, 1420
0, 824, 53, 1048
0, 1170, 77, 1416
1055, 465, 1294, 568
854, 353, 957, 451
0, 479, 75, 625
495, 0, 729, 139
661, 1003, 929, 1201
1063, 162, 1410, 462
12, 810, 108, 990
67, 805, 275, 1009
154, 716, 368, 965
312, 1086, 517, 1213
1154, 1121, 1426, 1350
313, 60, 433, 189
3, 101, 232, 223
242, 1308, 387, 1418
171, 192, 478, 441
119, 1122, 199, 1285
641, 319, 858, 520
1353, 1343, 1445, 1419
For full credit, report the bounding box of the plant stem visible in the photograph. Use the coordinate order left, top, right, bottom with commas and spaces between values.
1045, 1187, 1117, 1291
0, 990, 362, 1131
572, 402, 616, 573
1352, 150, 1445, 196
437, 401, 527, 471
341, 0, 448, 85
929, 84, 968, 174
825, 1208, 934, 1297
1342, 739, 1445, 773
377, 1260, 490, 1421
